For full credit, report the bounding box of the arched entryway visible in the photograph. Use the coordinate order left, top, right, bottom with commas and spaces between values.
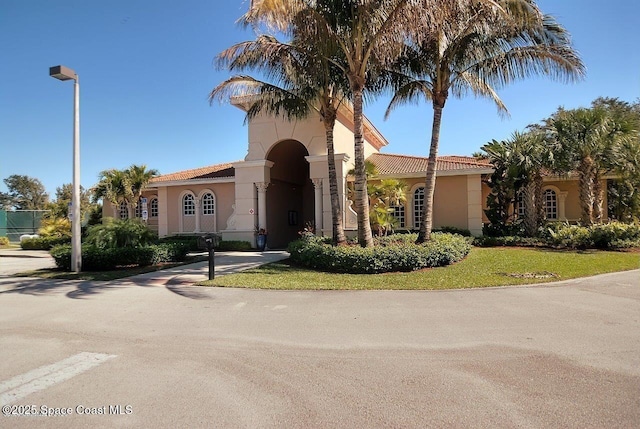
266, 140, 313, 248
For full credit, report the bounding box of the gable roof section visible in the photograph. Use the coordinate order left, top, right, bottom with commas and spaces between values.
150, 162, 236, 184
367, 153, 493, 176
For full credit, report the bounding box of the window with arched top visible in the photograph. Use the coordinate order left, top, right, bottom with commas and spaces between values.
134, 198, 142, 218
150, 198, 158, 218
517, 192, 525, 218
202, 193, 215, 215
119, 201, 128, 219
543, 189, 558, 220
392, 204, 405, 228
413, 187, 425, 229
183, 194, 195, 216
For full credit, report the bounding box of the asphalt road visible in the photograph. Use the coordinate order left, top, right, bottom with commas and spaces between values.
0, 269, 638, 428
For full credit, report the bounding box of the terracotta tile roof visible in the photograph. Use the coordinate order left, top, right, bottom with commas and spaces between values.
367, 153, 492, 175
150, 162, 236, 183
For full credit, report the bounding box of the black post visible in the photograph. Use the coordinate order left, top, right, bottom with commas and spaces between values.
208, 247, 215, 280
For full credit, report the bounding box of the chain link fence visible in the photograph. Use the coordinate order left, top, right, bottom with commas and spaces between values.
0, 210, 48, 242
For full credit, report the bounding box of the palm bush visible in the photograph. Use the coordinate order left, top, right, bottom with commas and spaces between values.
85, 218, 157, 249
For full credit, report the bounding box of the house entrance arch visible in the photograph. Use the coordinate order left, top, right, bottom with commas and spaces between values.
266, 140, 313, 248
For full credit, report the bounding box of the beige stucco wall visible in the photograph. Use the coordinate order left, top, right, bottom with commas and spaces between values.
369, 175, 471, 231
479, 177, 596, 224
157, 183, 235, 235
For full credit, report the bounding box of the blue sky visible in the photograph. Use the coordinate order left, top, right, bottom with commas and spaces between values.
1, 0, 638, 198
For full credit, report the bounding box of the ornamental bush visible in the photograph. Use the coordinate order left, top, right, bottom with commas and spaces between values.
0, 237, 9, 246
50, 242, 190, 271
288, 233, 471, 274
85, 218, 157, 249
21, 236, 71, 250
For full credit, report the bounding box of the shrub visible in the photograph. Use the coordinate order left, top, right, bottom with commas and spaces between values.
0, 236, 10, 246
217, 240, 252, 251
158, 235, 200, 251
432, 226, 473, 237
590, 222, 640, 249
50, 242, 190, 271
38, 217, 71, 239
21, 236, 71, 250
288, 233, 471, 274
85, 218, 157, 249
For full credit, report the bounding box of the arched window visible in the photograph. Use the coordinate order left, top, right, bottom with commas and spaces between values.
543, 189, 557, 220
517, 192, 525, 218
391, 204, 405, 228
182, 194, 195, 216
119, 201, 128, 219
150, 198, 158, 218
413, 187, 425, 229
202, 193, 215, 215
134, 198, 142, 218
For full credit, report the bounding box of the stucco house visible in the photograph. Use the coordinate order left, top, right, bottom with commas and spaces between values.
106, 99, 598, 248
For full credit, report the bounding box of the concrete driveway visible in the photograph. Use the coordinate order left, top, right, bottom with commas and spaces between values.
0, 269, 638, 428
0, 249, 55, 276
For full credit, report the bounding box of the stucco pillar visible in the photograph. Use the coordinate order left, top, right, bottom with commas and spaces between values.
256, 182, 269, 231
157, 187, 169, 237
559, 191, 568, 221
312, 178, 323, 234
194, 198, 201, 233
466, 174, 484, 236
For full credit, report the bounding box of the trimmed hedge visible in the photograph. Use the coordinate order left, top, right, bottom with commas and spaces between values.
50, 242, 190, 271
475, 221, 640, 250
21, 236, 71, 250
288, 232, 471, 274
159, 236, 252, 252
217, 240, 252, 251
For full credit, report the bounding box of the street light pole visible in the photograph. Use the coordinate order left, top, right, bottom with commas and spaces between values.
50, 65, 81, 273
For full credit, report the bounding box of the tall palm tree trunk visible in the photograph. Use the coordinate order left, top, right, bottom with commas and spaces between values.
352, 89, 374, 247
523, 180, 537, 236
592, 169, 604, 224
417, 102, 444, 244
534, 172, 544, 228
324, 119, 347, 245
578, 158, 594, 226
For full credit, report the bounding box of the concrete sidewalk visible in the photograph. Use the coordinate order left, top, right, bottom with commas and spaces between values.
0, 248, 56, 276
121, 250, 289, 286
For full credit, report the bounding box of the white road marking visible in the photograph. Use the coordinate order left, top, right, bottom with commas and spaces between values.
0, 352, 116, 405
234, 302, 247, 309
272, 305, 287, 310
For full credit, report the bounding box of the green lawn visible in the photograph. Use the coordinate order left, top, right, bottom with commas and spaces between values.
198, 247, 640, 290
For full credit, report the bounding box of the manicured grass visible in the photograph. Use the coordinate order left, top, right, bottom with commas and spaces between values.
198, 247, 640, 290
15, 255, 208, 281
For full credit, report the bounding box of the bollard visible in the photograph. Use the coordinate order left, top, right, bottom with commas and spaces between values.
199, 234, 220, 281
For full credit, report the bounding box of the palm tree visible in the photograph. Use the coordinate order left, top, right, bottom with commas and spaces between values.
126, 164, 159, 217
509, 130, 550, 236
547, 106, 635, 225
368, 178, 408, 235
243, 0, 429, 247
93, 169, 133, 218
385, 0, 584, 242
93, 165, 157, 219
211, 34, 350, 245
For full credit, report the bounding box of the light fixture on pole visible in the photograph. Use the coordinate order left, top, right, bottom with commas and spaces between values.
49, 65, 81, 273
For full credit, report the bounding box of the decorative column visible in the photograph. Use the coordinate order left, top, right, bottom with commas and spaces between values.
312, 178, 323, 234
194, 198, 201, 233
559, 191, 568, 221
255, 182, 269, 231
